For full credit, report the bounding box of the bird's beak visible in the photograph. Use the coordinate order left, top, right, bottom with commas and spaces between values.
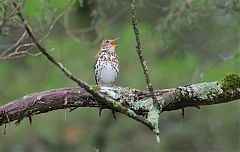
110, 40, 116, 46
110, 38, 119, 46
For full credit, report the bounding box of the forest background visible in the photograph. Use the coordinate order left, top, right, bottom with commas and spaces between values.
0, 0, 239, 151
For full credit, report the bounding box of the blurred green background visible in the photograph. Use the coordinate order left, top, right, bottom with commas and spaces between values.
0, 0, 240, 151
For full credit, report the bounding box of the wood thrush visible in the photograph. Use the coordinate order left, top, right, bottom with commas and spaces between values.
94, 38, 119, 118
94, 38, 119, 87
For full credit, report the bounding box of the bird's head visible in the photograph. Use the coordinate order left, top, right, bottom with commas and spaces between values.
100, 38, 118, 50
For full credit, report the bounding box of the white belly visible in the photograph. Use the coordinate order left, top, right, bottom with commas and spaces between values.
99, 62, 117, 86
96, 61, 118, 87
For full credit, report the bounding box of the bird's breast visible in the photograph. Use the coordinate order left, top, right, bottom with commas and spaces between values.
95, 57, 119, 86
94, 51, 119, 86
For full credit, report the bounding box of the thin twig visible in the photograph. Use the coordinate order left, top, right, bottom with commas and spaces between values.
130, 0, 159, 108
13, 2, 94, 94
1, 0, 75, 60
0, 31, 27, 58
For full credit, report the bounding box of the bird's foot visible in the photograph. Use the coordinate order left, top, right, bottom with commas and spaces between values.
111, 110, 117, 119
99, 107, 104, 117
98, 107, 117, 119
98, 86, 119, 119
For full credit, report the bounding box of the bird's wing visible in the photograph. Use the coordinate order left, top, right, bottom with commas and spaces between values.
93, 51, 100, 84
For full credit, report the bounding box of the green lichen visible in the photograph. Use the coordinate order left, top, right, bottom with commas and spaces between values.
112, 101, 121, 108
176, 81, 223, 102
221, 73, 240, 91
147, 106, 160, 135
90, 85, 99, 91
130, 98, 152, 111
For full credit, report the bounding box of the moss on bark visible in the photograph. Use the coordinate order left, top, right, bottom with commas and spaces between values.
221, 73, 240, 91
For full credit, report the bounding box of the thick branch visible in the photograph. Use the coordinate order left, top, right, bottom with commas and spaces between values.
0, 81, 239, 126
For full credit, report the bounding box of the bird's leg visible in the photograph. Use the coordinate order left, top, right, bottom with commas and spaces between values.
98, 108, 116, 120
99, 107, 104, 117
181, 108, 185, 122
111, 110, 117, 119
99, 86, 119, 119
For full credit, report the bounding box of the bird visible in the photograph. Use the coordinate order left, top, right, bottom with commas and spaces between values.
94, 38, 119, 118
94, 38, 119, 87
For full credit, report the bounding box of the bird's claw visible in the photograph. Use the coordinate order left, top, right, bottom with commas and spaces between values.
98, 86, 118, 119
111, 110, 117, 119
98, 107, 117, 119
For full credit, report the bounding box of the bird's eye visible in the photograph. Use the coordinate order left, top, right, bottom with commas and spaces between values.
105, 40, 109, 43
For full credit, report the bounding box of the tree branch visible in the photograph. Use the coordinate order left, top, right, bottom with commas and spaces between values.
1, 79, 239, 126
7, 1, 240, 140
130, 0, 161, 139
130, 0, 158, 106
11, 2, 156, 133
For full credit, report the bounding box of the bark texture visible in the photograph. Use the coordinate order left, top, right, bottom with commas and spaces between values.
0, 80, 239, 126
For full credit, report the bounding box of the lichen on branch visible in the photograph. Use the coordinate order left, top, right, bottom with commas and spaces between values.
1, 80, 239, 127
221, 73, 240, 91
